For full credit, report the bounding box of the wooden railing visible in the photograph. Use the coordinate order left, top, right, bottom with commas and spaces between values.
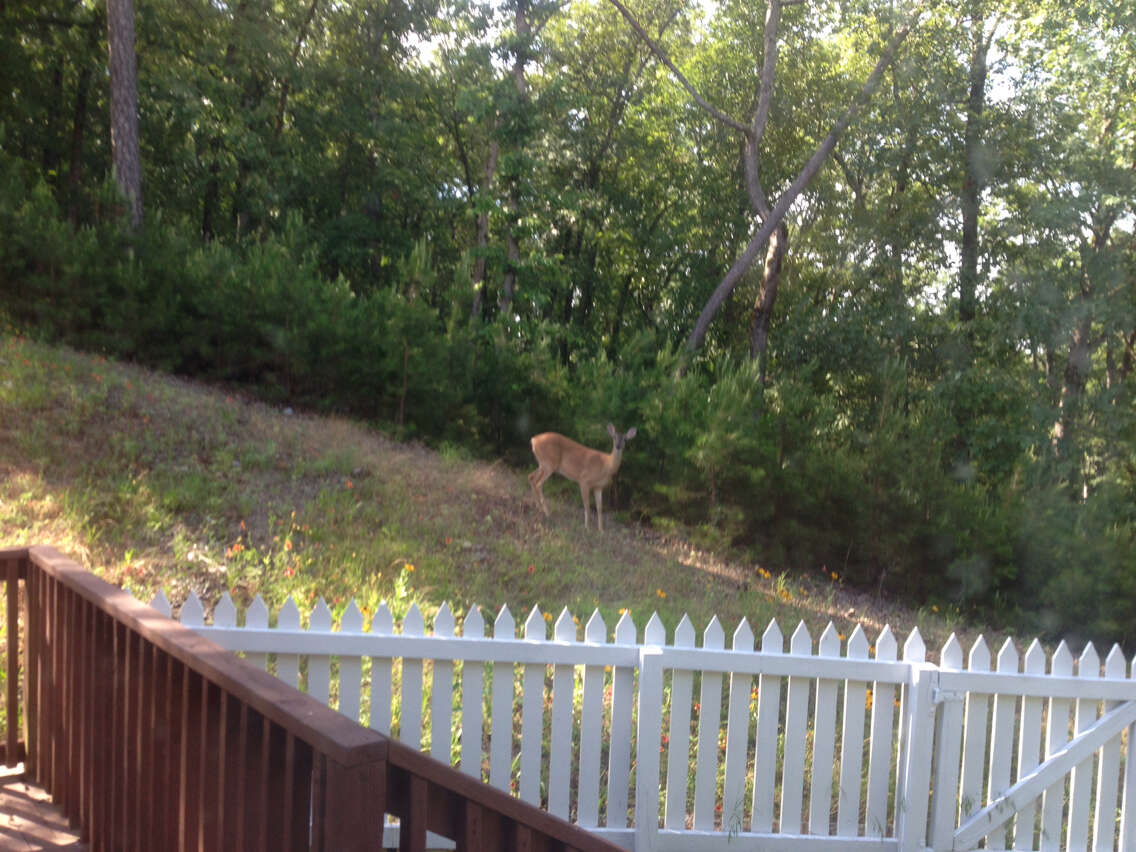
0, 545, 623, 852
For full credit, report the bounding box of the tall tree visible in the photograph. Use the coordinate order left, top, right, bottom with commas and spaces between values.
106, 0, 142, 227
607, 0, 923, 354
958, 0, 995, 332
538, 0, 690, 361
999, 0, 1136, 494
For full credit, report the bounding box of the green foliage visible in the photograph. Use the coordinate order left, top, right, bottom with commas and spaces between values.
6, 153, 1134, 643
1017, 484, 1136, 646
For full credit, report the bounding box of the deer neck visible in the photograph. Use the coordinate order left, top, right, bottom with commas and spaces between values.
607, 444, 623, 474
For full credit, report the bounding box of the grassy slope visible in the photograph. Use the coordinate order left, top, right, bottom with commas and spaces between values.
0, 333, 986, 657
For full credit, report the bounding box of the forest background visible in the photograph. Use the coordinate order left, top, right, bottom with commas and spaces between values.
1, 0, 1133, 643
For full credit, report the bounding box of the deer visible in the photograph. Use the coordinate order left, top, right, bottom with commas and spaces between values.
528, 424, 637, 532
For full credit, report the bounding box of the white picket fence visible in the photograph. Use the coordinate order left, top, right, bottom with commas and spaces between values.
149, 589, 1136, 852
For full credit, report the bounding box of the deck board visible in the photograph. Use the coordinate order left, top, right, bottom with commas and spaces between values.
0, 766, 86, 851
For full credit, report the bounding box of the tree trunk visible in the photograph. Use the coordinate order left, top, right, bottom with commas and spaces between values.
1119, 331, 1136, 385
200, 0, 247, 240
1053, 222, 1116, 480
749, 222, 788, 366
67, 26, 96, 224
884, 117, 919, 312
471, 137, 500, 322
607, 273, 634, 361
274, 0, 322, 140
608, 0, 916, 352
232, 73, 267, 238
42, 62, 64, 182
202, 155, 221, 240
577, 242, 598, 326
501, 229, 520, 315
498, 0, 533, 317
560, 283, 574, 366
684, 20, 915, 352
959, 8, 989, 331
106, 0, 143, 228
1054, 314, 1093, 472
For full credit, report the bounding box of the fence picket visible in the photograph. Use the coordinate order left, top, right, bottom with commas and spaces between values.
636, 638, 665, 852
865, 624, 897, 839
780, 621, 812, 835
664, 614, 696, 831
431, 603, 455, 764
488, 605, 515, 792
401, 604, 425, 748
641, 613, 667, 837
243, 595, 268, 671
693, 616, 725, 830
1120, 651, 1136, 851
722, 618, 754, 835
837, 625, 869, 836
896, 628, 927, 777
180, 590, 204, 626
149, 589, 171, 618
519, 606, 546, 806
959, 635, 991, 823
460, 605, 485, 779
929, 635, 964, 850
896, 628, 931, 852
751, 619, 783, 833
986, 638, 1019, 848
809, 622, 841, 835
606, 611, 637, 828
276, 596, 300, 688
338, 601, 364, 723
307, 598, 332, 706
578, 610, 607, 827
369, 602, 394, 736
1040, 641, 1073, 852
1066, 642, 1101, 850
1092, 644, 1126, 852
213, 593, 237, 628
1012, 639, 1045, 851
547, 608, 577, 819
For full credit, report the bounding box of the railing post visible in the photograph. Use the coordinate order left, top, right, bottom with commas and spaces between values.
26, 560, 41, 778
315, 750, 388, 852
896, 662, 937, 852
634, 647, 663, 852
4, 558, 19, 767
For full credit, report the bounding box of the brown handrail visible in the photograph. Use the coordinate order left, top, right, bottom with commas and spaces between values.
1, 545, 623, 852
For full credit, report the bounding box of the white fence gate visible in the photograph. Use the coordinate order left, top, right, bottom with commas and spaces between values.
150, 590, 1136, 851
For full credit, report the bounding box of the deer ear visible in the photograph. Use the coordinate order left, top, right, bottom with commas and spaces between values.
626, 427, 637, 439
607, 423, 616, 437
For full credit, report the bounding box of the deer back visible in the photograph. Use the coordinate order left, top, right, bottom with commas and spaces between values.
532, 432, 621, 487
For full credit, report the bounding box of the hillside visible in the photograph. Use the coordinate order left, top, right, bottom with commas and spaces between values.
0, 333, 981, 656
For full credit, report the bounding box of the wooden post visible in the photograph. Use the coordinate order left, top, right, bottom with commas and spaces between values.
319, 754, 388, 852
4, 560, 18, 767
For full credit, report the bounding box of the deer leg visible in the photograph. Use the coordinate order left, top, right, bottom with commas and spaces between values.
579, 483, 591, 528
594, 488, 604, 532
529, 468, 551, 516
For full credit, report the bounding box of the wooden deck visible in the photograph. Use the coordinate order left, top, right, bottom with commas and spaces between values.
0, 766, 86, 851
1, 545, 625, 852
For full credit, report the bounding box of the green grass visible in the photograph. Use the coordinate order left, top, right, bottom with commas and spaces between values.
0, 331, 983, 654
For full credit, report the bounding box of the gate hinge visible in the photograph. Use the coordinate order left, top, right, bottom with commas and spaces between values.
932, 687, 966, 704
